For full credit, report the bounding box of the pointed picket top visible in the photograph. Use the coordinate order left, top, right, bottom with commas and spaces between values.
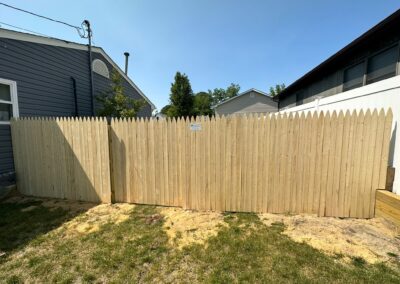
305, 111, 312, 120
290, 111, 298, 121
300, 111, 306, 120
386, 107, 393, 118
193, 115, 199, 123
311, 111, 319, 119
338, 110, 345, 119
365, 109, 372, 117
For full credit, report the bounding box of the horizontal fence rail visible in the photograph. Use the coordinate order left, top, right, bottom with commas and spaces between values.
10, 109, 393, 218
110, 109, 392, 218
11, 117, 111, 203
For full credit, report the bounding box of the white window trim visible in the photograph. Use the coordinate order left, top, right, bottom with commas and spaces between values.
0, 78, 19, 125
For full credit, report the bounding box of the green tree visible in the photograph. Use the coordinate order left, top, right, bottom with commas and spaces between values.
160, 104, 176, 117
168, 72, 194, 117
96, 69, 145, 118
193, 92, 214, 116
208, 83, 240, 105
269, 83, 286, 97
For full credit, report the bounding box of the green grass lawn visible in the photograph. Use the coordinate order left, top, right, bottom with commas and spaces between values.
1, 199, 400, 283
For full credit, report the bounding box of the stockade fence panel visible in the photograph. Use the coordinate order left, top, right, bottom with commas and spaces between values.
10, 109, 392, 218
11, 117, 111, 203
110, 109, 392, 218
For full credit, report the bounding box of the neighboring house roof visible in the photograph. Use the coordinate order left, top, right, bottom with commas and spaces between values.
276, 8, 400, 101
0, 28, 156, 110
212, 88, 273, 109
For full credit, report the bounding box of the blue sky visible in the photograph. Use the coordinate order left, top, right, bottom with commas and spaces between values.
1, 1, 399, 110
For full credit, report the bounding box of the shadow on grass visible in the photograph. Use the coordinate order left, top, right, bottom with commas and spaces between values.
0, 197, 94, 255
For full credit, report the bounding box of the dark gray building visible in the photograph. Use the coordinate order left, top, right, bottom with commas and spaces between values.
277, 9, 400, 109
0, 28, 155, 181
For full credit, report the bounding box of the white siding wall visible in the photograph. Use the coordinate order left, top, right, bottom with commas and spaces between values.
281, 75, 400, 194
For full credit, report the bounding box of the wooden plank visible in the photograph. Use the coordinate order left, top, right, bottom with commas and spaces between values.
283, 113, 295, 212
277, 113, 288, 213
295, 113, 306, 213
319, 112, 331, 216
261, 114, 271, 213
375, 190, 400, 227
349, 111, 365, 217
224, 117, 232, 211
330, 111, 344, 217
361, 110, 375, 218
306, 112, 318, 213
301, 112, 312, 213
337, 111, 351, 217
379, 109, 393, 189
219, 116, 227, 211
267, 114, 277, 212
256, 114, 264, 212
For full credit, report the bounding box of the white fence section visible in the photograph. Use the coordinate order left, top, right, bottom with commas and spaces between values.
281, 75, 400, 194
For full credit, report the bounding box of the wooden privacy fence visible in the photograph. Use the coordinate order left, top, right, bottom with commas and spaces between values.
110, 109, 392, 218
11, 117, 111, 203
11, 109, 393, 218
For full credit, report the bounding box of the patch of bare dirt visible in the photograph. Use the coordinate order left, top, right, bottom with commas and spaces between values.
58, 203, 135, 236
259, 213, 400, 263
160, 207, 228, 249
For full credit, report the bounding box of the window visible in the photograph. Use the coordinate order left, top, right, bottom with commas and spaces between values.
366, 45, 398, 84
0, 79, 19, 124
92, 59, 110, 78
343, 61, 364, 91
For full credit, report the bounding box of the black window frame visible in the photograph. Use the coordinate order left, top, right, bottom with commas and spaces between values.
342, 42, 400, 91
342, 60, 366, 92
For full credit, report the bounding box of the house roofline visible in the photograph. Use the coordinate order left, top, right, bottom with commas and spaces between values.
0, 28, 156, 110
211, 88, 272, 109
276, 8, 400, 101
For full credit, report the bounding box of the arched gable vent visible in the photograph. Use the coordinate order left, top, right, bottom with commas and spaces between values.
92, 59, 110, 78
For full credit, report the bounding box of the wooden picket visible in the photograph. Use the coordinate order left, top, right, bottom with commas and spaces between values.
109, 109, 392, 218
11, 117, 111, 203
10, 109, 393, 218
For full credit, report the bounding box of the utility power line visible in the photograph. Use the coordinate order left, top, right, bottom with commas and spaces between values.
0, 2, 86, 37
0, 21, 49, 37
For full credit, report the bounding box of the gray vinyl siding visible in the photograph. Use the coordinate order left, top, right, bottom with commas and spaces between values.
0, 36, 152, 176
214, 91, 277, 115
0, 125, 13, 174
0, 38, 92, 116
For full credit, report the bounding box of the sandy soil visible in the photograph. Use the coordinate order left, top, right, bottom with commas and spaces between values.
5, 196, 400, 263
58, 203, 135, 236
259, 213, 400, 263
160, 207, 228, 249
